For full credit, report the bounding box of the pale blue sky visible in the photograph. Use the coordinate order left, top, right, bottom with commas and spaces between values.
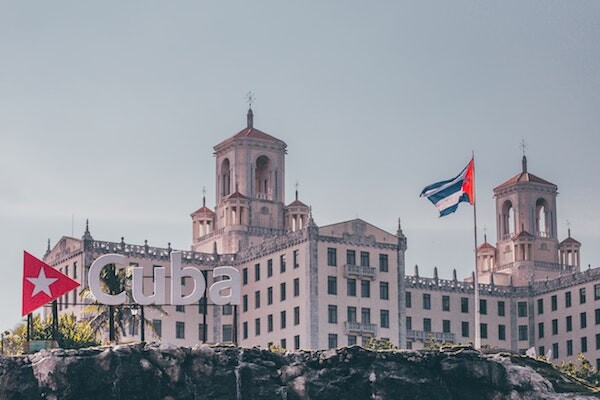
1, 1, 599, 331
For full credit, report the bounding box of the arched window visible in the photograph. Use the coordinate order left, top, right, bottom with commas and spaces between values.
536, 198, 549, 237
255, 155, 271, 200
501, 200, 514, 239
221, 158, 231, 197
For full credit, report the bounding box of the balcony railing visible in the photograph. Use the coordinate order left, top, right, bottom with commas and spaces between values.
344, 264, 376, 280
407, 330, 455, 343
344, 321, 377, 336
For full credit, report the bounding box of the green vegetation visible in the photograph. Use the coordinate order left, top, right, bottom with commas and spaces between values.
364, 337, 397, 350
556, 353, 600, 388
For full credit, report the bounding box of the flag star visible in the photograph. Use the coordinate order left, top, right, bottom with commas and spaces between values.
27, 268, 57, 297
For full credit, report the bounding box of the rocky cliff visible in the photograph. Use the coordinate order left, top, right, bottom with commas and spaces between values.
0, 344, 597, 400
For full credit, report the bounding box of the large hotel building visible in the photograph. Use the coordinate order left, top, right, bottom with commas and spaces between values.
44, 108, 600, 368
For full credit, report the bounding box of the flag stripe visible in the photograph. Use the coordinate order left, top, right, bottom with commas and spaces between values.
420, 159, 474, 217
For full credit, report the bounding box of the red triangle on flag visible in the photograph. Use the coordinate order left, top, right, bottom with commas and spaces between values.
22, 251, 80, 316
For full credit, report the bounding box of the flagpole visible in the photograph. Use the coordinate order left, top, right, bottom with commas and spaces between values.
472, 152, 481, 350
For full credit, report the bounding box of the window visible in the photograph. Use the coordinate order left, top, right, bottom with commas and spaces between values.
360, 251, 370, 266
423, 293, 431, 310
581, 312, 587, 329
379, 254, 389, 272
580, 287, 586, 304
499, 324, 506, 341
347, 306, 357, 322
442, 320, 450, 333
406, 292, 412, 308
552, 319, 558, 335
566, 316, 573, 332
293, 250, 300, 268
222, 325, 233, 342
267, 287, 273, 305
294, 335, 300, 350
552, 343, 559, 359
294, 306, 300, 325
581, 337, 588, 353
423, 318, 432, 332
347, 279, 356, 296
152, 319, 162, 337
361, 280, 370, 298
461, 321, 469, 337
348, 335, 357, 346
595, 284, 600, 300
328, 334, 338, 349
280, 311, 287, 329
539, 346, 545, 357
538, 322, 545, 339
480, 299, 487, 315
255, 291, 261, 309
551, 295, 558, 311
267, 259, 273, 277
567, 340, 573, 356
223, 304, 232, 315
565, 291, 572, 308
381, 310, 390, 329
268, 314, 273, 332
254, 263, 261, 281
498, 301, 505, 317
406, 316, 412, 330
73, 262, 78, 279
294, 278, 300, 297
518, 325, 528, 341
440, 295, 450, 312
361, 308, 371, 324
280, 283, 287, 301
461, 297, 469, 313
328, 305, 338, 323
242, 322, 248, 340
176, 322, 185, 339
346, 250, 356, 265
480, 323, 488, 339
255, 318, 261, 336
242, 295, 248, 312
176, 305, 185, 312
281, 338, 287, 349
198, 324, 206, 341
537, 298, 544, 315
243, 268, 248, 285
327, 248, 337, 266
199, 298, 207, 314
517, 302, 527, 317
328, 276, 337, 295
380, 282, 389, 300
280, 254, 286, 273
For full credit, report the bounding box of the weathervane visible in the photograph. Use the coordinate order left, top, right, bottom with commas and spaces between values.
245, 91, 255, 109
520, 139, 527, 156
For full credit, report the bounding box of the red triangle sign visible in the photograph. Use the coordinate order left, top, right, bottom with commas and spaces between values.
22, 251, 80, 316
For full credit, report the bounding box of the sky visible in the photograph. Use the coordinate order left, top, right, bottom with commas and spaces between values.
1, 1, 599, 332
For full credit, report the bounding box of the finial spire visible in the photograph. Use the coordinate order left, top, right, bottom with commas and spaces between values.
295, 181, 299, 201
85, 219, 90, 234
46, 238, 51, 252
521, 139, 527, 173
245, 91, 255, 128
202, 186, 206, 207
567, 220, 571, 237
483, 225, 487, 243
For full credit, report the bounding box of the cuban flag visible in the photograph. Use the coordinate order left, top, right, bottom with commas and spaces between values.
420, 159, 475, 217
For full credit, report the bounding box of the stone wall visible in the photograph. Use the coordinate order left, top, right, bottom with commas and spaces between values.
0, 344, 597, 400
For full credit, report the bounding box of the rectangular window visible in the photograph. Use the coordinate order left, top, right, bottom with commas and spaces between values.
480, 299, 487, 315
580, 287, 586, 304
280, 282, 287, 301
198, 324, 206, 342
347, 306, 357, 323
242, 295, 248, 312
346, 250, 356, 266
199, 298, 207, 314
294, 335, 300, 350
255, 318, 261, 336
255, 263, 261, 281
73, 262, 78, 279
442, 295, 450, 312
423, 318, 432, 332
328, 276, 337, 295
581, 312, 587, 329
537, 298, 544, 315
176, 321, 185, 339
567, 339, 573, 356
293, 250, 300, 268
280, 254, 286, 273
406, 291, 412, 308
361, 280, 370, 298
327, 248, 337, 266
328, 305, 338, 324
328, 334, 338, 349
518, 325, 528, 341
223, 304, 232, 315
596, 334, 600, 350
423, 293, 431, 310
361, 308, 371, 324
294, 306, 300, 325
499, 324, 506, 341
406, 316, 412, 330
565, 291, 572, 308
381, 310, 390, 329
281, 338, 287, 349
566, 316, 573, 332
551, 295, 558, 311
595, 284, 600, 300
461, 297, 469, 313
280, 311, 287, 329
348, 335, 357, 346
222, 325, 233, 342
176, 305, 185, 312
552, 319, 558, 335
360, 251, 370, 266
538, 322, 545, 339
552, 343, 559, 359
267, 287, 273, 305
267, 259, 273, 277
379, 254, 389, 272
152, 319, 162, 338
347, 279, 356, 296
498, 301, 506, 317
379, 282, 389, 300
581, 336, 588, 353
442, 320, 450, 333
480, 323, 488, 339
539, 346, 545, 357
242, 268, 248, 285
517, 301, 527, 317
461, 321, 469, 338
242, 322, 248, 340
255, 291, 261, 309
268, 314, 273, 332
595, 308, 600, 325
294, 278, 300, 297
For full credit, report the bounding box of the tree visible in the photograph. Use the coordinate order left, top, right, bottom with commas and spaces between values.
365, 337, 397, 351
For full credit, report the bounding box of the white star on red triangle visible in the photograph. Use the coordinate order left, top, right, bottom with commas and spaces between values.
27, 268, 57, 297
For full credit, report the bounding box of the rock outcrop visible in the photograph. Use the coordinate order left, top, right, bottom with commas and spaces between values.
0, 344, 597, 399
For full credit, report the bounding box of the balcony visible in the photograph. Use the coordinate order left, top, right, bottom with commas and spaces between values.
345, 321, 377, 336
344, 264, 376, 280
407, 330, 455, 343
